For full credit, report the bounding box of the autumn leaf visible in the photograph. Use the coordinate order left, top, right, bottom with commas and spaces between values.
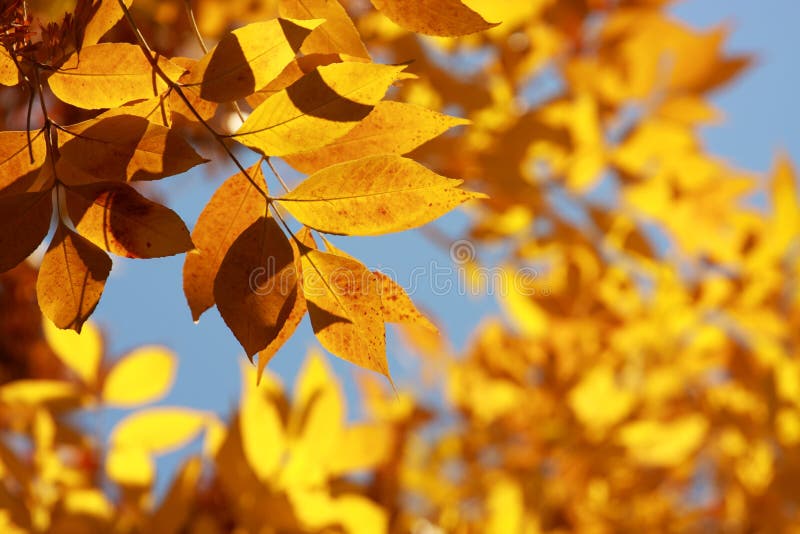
233, 62, 408, 157
183, 163, 267, 321
65, 182, 194, 259
81, 0, 132, 48
283, 101, 469, 173
48, 43, 185, 109
56, 115, 208, 184
300, 247, 388, 378
278, 155, 486, 235
214, 215, 298, 357
374, 271, 438, 332
278, 0, 371, 60
110, 407, 208, 453
0, 191, 53, 273
185, 18, 322, 103
370, 0, 498, 37
256, 227, 314, 381
0, 130, 48, 193
37, 223, 112, 333
102, 346, 177, 407
170, 57, 218, 124
43, 320, 104, 387
97, 95, 173, 128
0, 47, 19, 86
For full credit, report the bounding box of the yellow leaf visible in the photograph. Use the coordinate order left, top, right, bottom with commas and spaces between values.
569, 365, 635, 435
279, 0, 370, 60
56, 115, 208, 184
300, 249, 389, 378
105, 446, 154, 487
374, 271, 438, 332
148, 457, 203, 533
65, 183, 194, 259
0, 48, 19, 87
96, 95, 173, 128
102, 346, 177, 407
289, 490, 388, 534
328, 424, 394, 475
284, 101, 469, 173
239, 363, 285, 481
81, 0, 132, 47
185, 18, 321, 103
370, 0, 498, 37
233, 62, 407, 157
183, 163, 267, 321
214, 216, 298, 357
618, 415, 708, 467
0, 130, 47, 193
42, 320, 103, 387
0, 380, 80, 406
278, 155, 485, 235
48, 43, 185, 109
37, 223, 112, 333
110, 408, 208, 453
0, 191, 53, 273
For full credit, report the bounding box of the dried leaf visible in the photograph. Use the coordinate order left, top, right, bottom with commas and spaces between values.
37, 223, 112, 333
234, 62, 407, 157
66, 183, 194, 259
183, 163, 267, 321
278, 155, 486, 235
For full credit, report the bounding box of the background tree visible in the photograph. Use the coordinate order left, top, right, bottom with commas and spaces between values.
0, 0, 798, 532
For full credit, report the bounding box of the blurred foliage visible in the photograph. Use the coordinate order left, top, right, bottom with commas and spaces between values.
1, 0, 799, 532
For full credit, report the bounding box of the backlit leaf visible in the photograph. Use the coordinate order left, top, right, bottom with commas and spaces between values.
214, 215, 297, 357
278, 0, 370, 60
37, 223, 112, 333
81, 0, 132, 47
185, 18, 322, 103
0, 130, 48, 194
234, 62, 407, 157
284, 101, 469, 173
300, 248, 388, 378
66, 183, 194, 259
48, 43, 185, 109
370, 0, 498, 36
57, 115, 208, 184
0, 48, 19, 86
375, 271, 437, 332
102, 346, 177, 407
278, 155, 486, 235
43, 320, 104, 387
110, 407, 208, 453
0, 191, 52, 273
183, 163, 267, 321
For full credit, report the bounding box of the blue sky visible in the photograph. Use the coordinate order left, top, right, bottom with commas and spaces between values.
82, 0, 799, 492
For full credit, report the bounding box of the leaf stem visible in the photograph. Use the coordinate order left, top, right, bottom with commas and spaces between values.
266, 157, 291, 193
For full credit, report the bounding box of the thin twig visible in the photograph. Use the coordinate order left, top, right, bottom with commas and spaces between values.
266, 157, 291, 193
115, 0, 268, 200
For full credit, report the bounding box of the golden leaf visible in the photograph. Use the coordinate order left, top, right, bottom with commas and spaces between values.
370, 0, 498, 37
0, 191, 53, 273
102, 346, 177, 407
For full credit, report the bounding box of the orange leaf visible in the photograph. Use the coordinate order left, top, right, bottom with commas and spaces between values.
37, 223, 112, 332
183, 163, 267, 321
300, 247, 389, 379
57, 115, 208, 184
214, 215, 298, 357
370, 0, 498, 37
0, 130, 48, 194
66, 183, 194, 259
374, 271, 438, 333
0, 47, 19, 87
81, 0, 133, 48
0, 191, 53, 273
